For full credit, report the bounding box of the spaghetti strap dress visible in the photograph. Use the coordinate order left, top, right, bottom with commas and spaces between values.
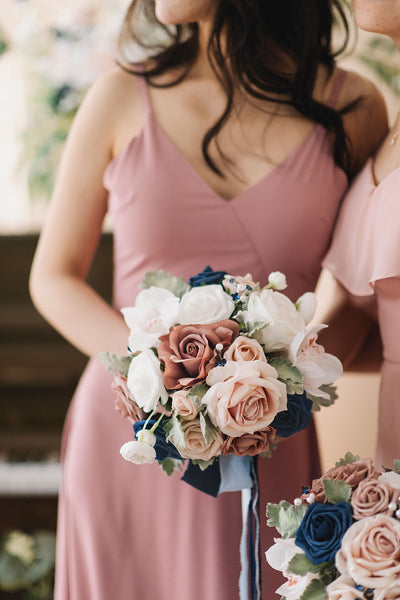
54, 71, 348, 600
323, 157, 400, 468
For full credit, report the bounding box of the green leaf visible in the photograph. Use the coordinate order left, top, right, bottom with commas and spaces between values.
269, 357, 304, 395
242, 321, 268, 337
187, 383, 209, 406
335, 452, 360, 467
299, 579, 327, 600
307, 385, 338, 412
322, 478, 351, 504
191, 457, 215, 471
287, 554, 322, 576
98, 352, 131, 377
266, 501, 308, 538
139, 270, 191, 298
159, 458, 185, 476
199, 412, 218, 445
393, 459, 400, 475
163, 414, 185, 450
318, 562, 339, 586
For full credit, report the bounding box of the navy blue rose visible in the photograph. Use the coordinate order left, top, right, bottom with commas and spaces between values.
133, 420, 183, 462
295, 501, 353, 565
270, 392, 313, 438
189, 266, 227, 287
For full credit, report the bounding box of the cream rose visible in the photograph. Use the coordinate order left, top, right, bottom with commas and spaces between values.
177, 285, 235, 325
326, 575, 362, 600
238, 289, 305, 351
223, 336, 267, 363
171, 390, 199, 420
178, 418, 223, 461
374, 583, 400, 600
120, 440, 156, 465
335, 515, 400, 589
203, 360, 287, 437
127, 349, 168, 412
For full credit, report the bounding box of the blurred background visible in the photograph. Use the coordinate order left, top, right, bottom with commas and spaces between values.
0, 1, 399, 597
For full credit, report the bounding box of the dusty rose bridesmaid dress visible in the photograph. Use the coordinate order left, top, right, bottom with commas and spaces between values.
324, 157, 400, 468
54, 72, 348, 599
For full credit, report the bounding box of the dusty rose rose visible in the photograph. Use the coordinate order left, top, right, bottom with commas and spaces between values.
302, 459, 381, 503
224, 336, 267, 363
203, 360, 287, 437
111, 373, 146, 424
171, 390, 199, 420
222, 427, 277, 457
178, 418, 224, 461
335, 515, 400, 589
326, 575, 362, 599
158, 319, 239, 390
351, 478, 398, 521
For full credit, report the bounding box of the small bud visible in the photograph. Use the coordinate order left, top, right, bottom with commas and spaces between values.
267, 271, 287, 291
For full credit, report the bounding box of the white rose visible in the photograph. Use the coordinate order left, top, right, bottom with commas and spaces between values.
127, 349, 168, 412
296, 292, 317, 324
267, 271, 287, 291
288, 325, 343, 399
238, 289, 305, 351
120, 440, 156, 465
177, 284, 235, 325
121, 287, 179, 352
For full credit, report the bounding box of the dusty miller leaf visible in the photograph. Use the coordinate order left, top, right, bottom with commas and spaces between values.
139, 270, 190, 298
191, 457, 215, 471
299, 579, 327, 600
307, 385, 338, 412
159, 458, 184, 476
163, 414, 185, 450
393, 459, 400, 475
98, 352, 131, 377
269, 356, 304, 395
287, 554, 323, 576
199, 412, 218, 445
335, 452, 360, 467
322, 478, 351, 504
266, 501, 308, 538
187, 383, 209, 407
240, 321, 268, 337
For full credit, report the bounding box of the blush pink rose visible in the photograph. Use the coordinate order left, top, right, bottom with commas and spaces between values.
171, 390, 199, 420
302, 459, 381, 503
203, 360, 287, 437
326, 575, 363, 599
111, 373, 146, 424
351, 479, 398, 521
335, 515, 400, 589
158, 319, 239, 390
224, 335, 267, 363
222, 427, 277, 457
178, 418, 224, 461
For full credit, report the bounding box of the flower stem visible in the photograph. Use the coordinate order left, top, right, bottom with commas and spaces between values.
150, 410, 166, 433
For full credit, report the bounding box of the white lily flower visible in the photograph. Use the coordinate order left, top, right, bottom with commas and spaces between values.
288, 325, 343, 399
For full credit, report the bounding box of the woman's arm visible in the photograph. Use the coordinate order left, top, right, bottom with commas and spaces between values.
29, 69, 141, 357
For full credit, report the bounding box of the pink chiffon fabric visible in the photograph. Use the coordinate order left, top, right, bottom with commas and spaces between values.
324, 158, 400, 467
54, 74, 348, 600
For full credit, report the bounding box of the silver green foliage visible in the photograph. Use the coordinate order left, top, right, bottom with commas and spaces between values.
98, 352, 131, 377
322, 478, 352, 504
163, 414, 185, 450
393, 459, 400, 475
269, 357, 304, 395
139, 270, 191, 298
191, 457, 216, 471
307, 385, 338, 412
266, 500, 308, 539
199, 412, 219, 445
335, 452, 360, 467
159, 457, 185, 476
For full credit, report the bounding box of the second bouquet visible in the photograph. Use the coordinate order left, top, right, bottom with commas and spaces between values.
100, 266, 342, 495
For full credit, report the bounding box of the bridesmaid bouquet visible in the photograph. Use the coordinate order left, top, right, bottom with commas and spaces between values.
265, 453, 400, 600
100, 266, 342, 491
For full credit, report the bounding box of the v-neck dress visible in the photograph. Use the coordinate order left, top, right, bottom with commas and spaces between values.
54, 73, 348, 600
324, 157, 400, 467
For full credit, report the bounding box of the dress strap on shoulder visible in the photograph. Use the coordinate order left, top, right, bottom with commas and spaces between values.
137, 74, 152, 115
326, 69, 347, 108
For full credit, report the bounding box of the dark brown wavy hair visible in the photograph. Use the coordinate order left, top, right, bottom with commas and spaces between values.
118, 0, 355, 175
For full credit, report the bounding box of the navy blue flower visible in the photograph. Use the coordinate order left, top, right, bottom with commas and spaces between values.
295, 502, 353, 565
189, 266, 227, 287
133, 420, 183, 461
270, 392, 313, 438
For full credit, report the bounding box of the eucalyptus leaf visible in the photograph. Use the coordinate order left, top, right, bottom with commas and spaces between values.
266, 501, 308, 538
393, 459, 400, 475
199, 412, 218, 444
299, 579, 327, 600
98, 352, 131, 377
335, 452, 360, 468
322, 478, 351, 504
164, 414, 185, 450
139, 270, 191, 298
191, 457, 215, 471
287, 553, 322, 576
159, 458, 185, 476
269, 357, 304, 395
307, 385, 338, 412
